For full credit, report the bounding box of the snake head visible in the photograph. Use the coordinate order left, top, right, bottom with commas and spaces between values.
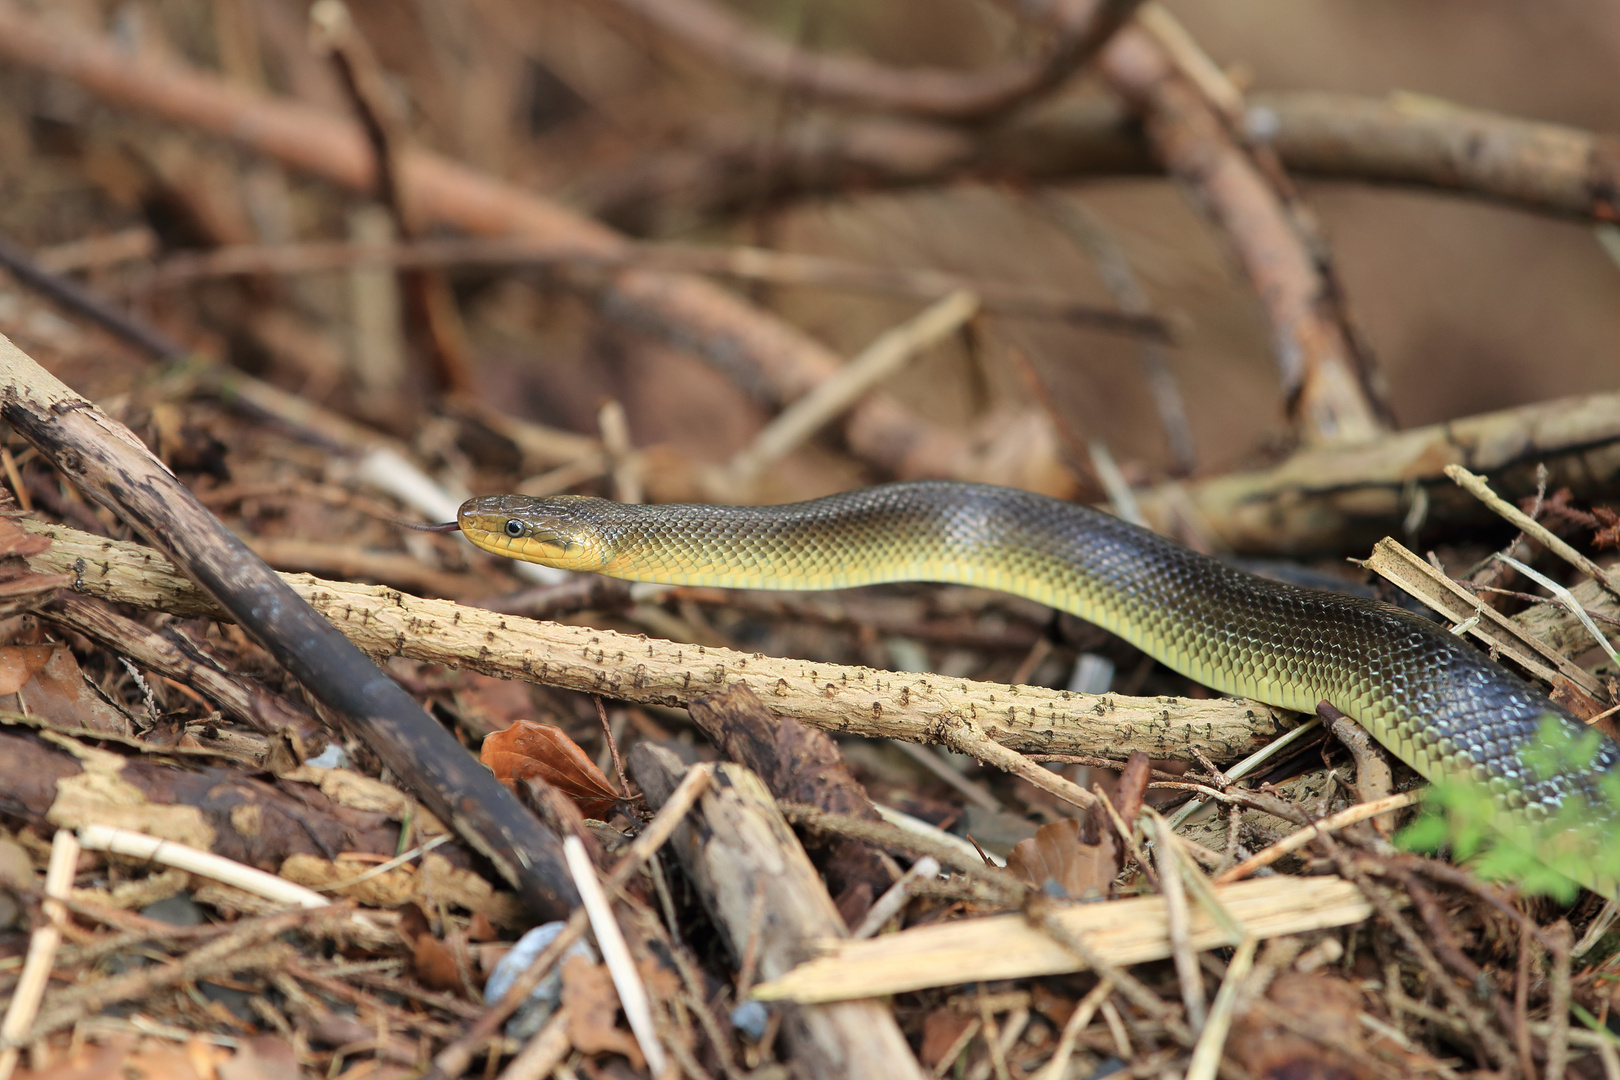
457, 494, 613, 571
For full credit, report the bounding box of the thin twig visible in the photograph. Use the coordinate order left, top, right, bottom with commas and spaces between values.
0, 830, 78, 1080
1448, 465, 1620, 602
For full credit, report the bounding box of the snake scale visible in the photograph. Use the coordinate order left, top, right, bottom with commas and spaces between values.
459, 480, 1620, 897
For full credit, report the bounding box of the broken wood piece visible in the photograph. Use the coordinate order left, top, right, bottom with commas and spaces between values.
751, 875, 1372, 1003
629, 743, 926, 1080
1358, 536, 1607, 703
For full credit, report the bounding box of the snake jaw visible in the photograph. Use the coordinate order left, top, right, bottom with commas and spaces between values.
456, 495, 613, 571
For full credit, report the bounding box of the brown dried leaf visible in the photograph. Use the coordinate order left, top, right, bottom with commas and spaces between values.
919, 1007, 976, 1072
1228, 970, 1443, 1080
561, 954, 644, 1069
1, 645, 130, 735
1113, 752, 1152, 826
413, 930, 474, 995
482, 720, 620, 819
1005, 817, 1116, 901
217, 1037, 301, 1080
0, 644, 52, 695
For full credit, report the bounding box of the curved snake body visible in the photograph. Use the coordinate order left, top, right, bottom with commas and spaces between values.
460, 481, 1620, 896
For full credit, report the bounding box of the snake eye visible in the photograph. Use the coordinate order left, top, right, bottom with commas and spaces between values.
503, 519, 524, 538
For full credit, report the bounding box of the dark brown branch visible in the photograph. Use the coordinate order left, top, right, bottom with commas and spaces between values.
0, 232, 185, 360
595, 0, 1142, 121
591, 92, 1620, 230
0, 335, 578, 919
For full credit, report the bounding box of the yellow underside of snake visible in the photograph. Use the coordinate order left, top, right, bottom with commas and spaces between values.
460, 480, 1620, 899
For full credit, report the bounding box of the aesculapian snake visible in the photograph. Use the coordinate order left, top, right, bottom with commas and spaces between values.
459, 480, 1620, 898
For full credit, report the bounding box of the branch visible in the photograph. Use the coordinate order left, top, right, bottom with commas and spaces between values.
22, 520, 1300, 763
0, 4, 996, 483
1133, 388, 1620, 554
596, 0, 1142, 121
1100, 28, 1387, 446
0, 333, 578, 919
594, 91, 1620, 229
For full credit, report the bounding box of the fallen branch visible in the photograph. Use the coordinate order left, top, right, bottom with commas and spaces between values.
749, 875, 1372, 1003
0, 3, 1004, 483
631, 745, 926, 1078
620, 92, 1620, 227
0, 333, 577, 918
22, 519, 1300, 762
1134, 389, 1620, 553
1101, 27, 1386, 445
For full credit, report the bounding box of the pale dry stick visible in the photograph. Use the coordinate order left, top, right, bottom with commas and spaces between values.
597, 400, 642, 506
563, 836, 667, 1077
1214, 791, 1424, 884
1447, 464, 1620, 602
872, 804, 1008, 870
1496, 553, 1620, 667
424, 765, 710, 1080
1088, 439, 1147, 527
23, 520, 1297, 763
1165, 718, 1322, 830
1184, 934, 1259, 1080
1153, 820, 1245, 944
1151, 812, 1207, 1031
494, 1008, 572, 1080
1360, 536, 1606, 699
77, 825, 329, 909
1032, 978, 1113, 1080
851, 856, 941, 941
0, 830, 78, 1080
1135, 3, 1245, 121
719, 290, 980, 495
750, 875, 1371, 1003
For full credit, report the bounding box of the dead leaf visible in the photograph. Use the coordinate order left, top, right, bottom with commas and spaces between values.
217, 1037, 300, 1080
1228, 970, 1444, 1080
1005, 817, 1116, 901
1113, 752, 1151, 826
482, 720, 619, 819
561, 954, 644, 1069
452, 674, 536, 740
0, 644, 51, 695
414, 931, 476, 995
0, 645, 130, 735
919, 1007, 976, 1072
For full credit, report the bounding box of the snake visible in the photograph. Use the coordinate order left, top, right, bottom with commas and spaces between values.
458, 480, 1620, 898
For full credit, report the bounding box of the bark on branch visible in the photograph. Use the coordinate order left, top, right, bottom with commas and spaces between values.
0, 333, 577, 918
22, 520, 1299, 763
